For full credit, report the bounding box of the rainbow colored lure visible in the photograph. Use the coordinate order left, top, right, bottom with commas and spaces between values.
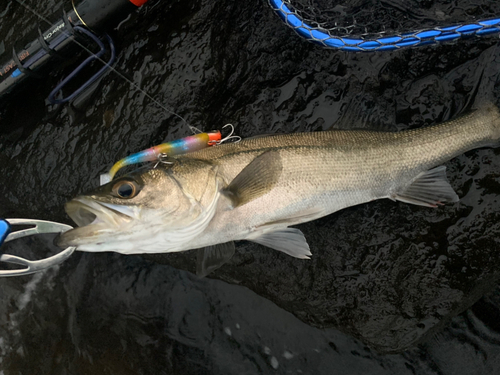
100, 131, 221, 185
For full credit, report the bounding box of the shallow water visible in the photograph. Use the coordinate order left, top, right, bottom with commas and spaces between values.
1, 0, 500, 373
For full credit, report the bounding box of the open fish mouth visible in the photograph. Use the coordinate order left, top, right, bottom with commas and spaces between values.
56, 198, 135, 247
66, 198, 134, 227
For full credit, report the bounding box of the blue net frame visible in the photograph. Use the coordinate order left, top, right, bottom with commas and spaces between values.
268, 0, 500, 51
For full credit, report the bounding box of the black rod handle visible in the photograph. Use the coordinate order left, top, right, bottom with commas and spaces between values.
0, 0, 149, 99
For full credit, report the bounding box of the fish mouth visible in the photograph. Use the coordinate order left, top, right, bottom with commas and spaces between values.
56, 198, 135, 248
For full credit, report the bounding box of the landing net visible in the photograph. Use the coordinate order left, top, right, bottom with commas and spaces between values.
269, 0, 500, 51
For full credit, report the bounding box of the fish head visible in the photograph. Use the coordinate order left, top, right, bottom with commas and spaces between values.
57, 159, 220, 253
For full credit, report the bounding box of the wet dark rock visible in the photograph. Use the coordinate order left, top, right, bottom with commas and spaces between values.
1, 0, 500, 371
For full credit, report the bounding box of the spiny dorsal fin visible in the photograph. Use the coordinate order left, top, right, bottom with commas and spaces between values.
196, 242, 235, 278
222, 150, 282, 208
393, 166, 459, 207
249, 228, 312, 259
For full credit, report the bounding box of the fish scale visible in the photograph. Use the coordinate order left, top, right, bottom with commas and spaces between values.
181, 104, 500, 247
58, 104, 500, 272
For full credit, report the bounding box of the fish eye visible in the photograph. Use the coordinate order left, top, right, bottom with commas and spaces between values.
112, 180, 138, 199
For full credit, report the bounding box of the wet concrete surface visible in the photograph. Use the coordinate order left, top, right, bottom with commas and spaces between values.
1, 0, 500, 373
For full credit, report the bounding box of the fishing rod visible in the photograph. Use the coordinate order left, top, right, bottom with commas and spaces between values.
0, 0, 149, 103
1, 0, 195, 132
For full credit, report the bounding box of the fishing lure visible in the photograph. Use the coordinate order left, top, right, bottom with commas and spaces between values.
100, 130, 222, 185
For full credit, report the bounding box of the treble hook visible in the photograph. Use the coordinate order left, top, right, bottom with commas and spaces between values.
153, 152, 174, 169
210, 124, 241, 145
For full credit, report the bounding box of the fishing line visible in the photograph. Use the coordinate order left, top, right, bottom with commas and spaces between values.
13, 0, 200, 134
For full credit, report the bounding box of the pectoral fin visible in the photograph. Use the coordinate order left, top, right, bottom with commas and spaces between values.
249, 228, 312, 259
393, 166, 459, 207
222, 150, 282, 208
196, 242, 235, 278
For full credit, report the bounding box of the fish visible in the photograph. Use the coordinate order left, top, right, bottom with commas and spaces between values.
57, 103, 500, 276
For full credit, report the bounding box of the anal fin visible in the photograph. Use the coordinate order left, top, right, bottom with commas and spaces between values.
393, 166, 459, 207
196, 242, 235, 278
249, 228, 312, 259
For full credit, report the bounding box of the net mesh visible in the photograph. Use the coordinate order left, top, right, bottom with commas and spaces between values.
280, 0, 500, 38
269, 0, 500, 50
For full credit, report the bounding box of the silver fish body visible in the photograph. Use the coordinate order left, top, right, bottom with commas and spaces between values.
58, 104, 500, 273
